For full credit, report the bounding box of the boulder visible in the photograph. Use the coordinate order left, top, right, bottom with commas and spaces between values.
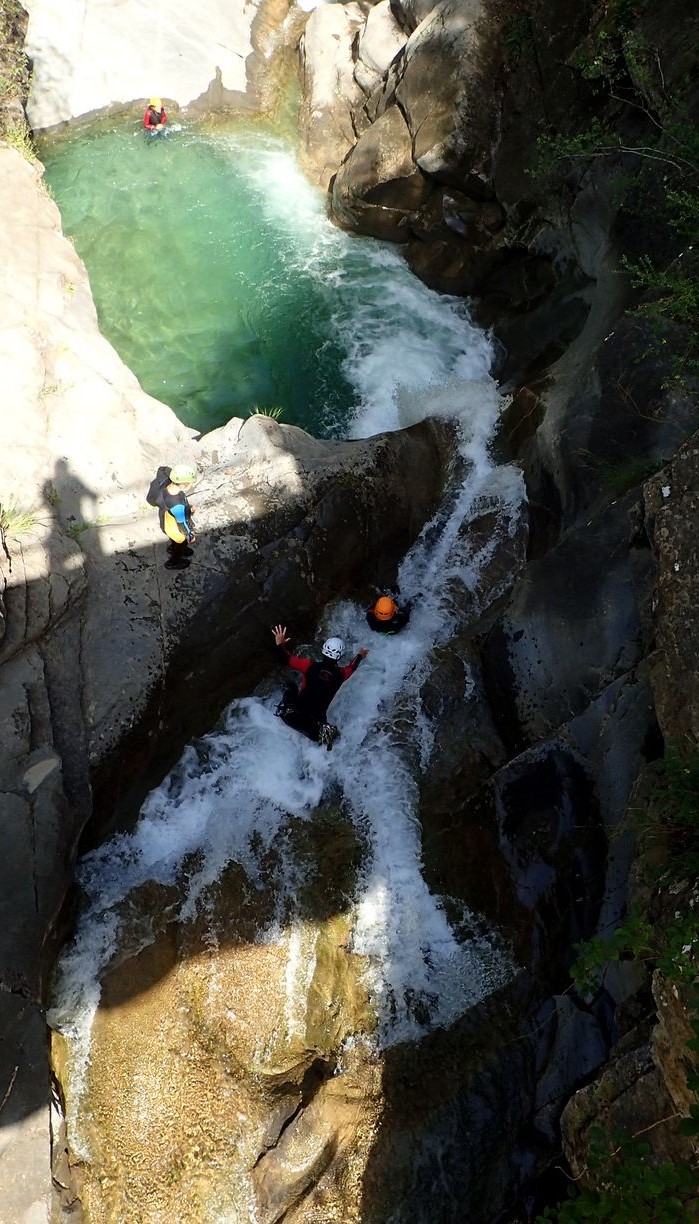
393, 0, 502, 196
23, 0, 267, 130
330, 0, 506, 255
298, 1, 367, 189
355, 1, 408, 96
58, 869, 382, 1222
332, 103, 433, 241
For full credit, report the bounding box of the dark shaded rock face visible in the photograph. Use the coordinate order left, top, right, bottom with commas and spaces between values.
10, 0, 698, 1215
89, 415, 456, 832
480, 498, 653, 754
331, 103, 432, 241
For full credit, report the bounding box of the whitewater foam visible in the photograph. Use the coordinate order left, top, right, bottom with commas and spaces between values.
48, 148, 525, 1147
225, 134, 493, 438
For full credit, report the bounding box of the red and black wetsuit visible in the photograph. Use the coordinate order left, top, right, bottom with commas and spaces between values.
276, 644, 364, 741
144, 105, 167, 133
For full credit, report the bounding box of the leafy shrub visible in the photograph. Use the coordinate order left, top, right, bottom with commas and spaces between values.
538, 1126, 697, 1222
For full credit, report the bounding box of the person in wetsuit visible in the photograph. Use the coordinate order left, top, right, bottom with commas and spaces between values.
143, 98, 167, 138
147, 463, 197, 570
271, 624, 369, 748
366, 594, 411, 635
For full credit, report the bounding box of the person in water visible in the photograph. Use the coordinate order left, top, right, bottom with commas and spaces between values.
147, 463, 197, 569
143, 98, 167, 137
271, 624, 369, 749
366, 594, 411, 635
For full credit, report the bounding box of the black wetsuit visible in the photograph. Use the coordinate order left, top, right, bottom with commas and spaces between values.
159, 487, 194, 567
276, 644, 364, 742
366, 604, 411, 635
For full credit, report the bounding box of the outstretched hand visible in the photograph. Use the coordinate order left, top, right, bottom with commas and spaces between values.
358, 648, 370, 659
272, 623, 289, 646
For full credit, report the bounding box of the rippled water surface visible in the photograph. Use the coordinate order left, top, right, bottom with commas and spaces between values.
40, 122, 492, 437
45, 122, 527, 1209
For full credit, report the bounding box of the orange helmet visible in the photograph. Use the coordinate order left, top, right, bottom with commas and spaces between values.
374, 596, 398, 621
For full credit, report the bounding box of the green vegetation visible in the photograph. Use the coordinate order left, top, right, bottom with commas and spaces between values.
504, 9, 532, 59
534, 0, 699, 388
622, 247, 699, 387
66, 520, 92, 541
580, 450, 662, 495
540, 745, 699, 1221
0, 498, 36, 538
248, 405, 284, 421
647, 746, 699, 882
66, 514, 111, 541
0, 1, 33, 158
538, 1126, 697, 1222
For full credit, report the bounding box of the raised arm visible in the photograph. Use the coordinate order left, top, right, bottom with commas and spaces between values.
341, 648, 369, 680
271, 624, 311, 672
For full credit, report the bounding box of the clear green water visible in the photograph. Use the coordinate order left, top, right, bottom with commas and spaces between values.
40, 123, 356, 435
40, 122, 493, 439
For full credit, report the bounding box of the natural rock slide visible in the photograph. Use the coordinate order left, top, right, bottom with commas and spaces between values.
2, 0, 699, 1219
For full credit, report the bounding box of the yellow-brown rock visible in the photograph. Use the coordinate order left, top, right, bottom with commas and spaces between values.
58, 901, 381, 1222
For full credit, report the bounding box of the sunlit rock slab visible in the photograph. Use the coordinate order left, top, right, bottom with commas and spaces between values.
24, 0, 262, 130
53, 884, 381, 1223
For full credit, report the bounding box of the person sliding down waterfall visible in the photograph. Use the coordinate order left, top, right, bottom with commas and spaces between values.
366, 594, 411, 635
271, 624, 369, 750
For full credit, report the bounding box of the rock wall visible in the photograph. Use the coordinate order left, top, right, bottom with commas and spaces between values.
22, 0, 298, 131
5, 0, 699, 1216
0, 141, 451, 1219
297, 0, 699, 1208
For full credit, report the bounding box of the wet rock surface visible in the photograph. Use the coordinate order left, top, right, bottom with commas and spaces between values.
6, 0, 699, 1216
0, 142, 450, 1219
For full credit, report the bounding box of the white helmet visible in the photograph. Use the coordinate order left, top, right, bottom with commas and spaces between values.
322, 637, 344, 661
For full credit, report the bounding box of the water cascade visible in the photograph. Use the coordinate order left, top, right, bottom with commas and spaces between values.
46, 124, 527, 1218
40, 125, 496, 438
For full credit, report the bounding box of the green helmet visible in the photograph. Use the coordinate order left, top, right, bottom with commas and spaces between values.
170, 463, 196, 485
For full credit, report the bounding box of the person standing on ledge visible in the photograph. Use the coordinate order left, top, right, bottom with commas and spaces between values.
146, 464, 197, 570
271, 624, 369, 749
366, 594, 411, 635
143, 97, 167, 138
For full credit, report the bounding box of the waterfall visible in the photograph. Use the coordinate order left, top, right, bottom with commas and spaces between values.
48, 133, 525, 1156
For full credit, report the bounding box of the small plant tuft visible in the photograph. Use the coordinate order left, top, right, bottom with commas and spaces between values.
248, 405, 284, 421
0, 498, 36, 538
66, 521, 92, 541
